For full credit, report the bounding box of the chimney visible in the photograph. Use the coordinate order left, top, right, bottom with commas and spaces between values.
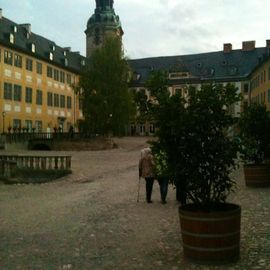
63, 47, 71, 52
0, 8, 2, 19
266, 40, 270, 48
223, 43, 232, 53
20, 23, 31, 35
242, 41, 255, 51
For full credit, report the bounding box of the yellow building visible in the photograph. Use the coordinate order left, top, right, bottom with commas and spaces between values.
250, 56, 270, 110
0, 10, 85, 133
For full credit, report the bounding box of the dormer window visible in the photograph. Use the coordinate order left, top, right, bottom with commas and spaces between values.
63, 51, 67, 56
81, 59, 85, 66
52, 45, 55, 51
13, 26, 17, 33
169, 72, 189, 79
49, 52, 53, 61
10, 33, 14, 44
64, 58, 68, 66
31, 43, 35, 53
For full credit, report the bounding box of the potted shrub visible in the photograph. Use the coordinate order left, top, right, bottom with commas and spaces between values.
147, 71, 242, 264
239, 103, 270, 187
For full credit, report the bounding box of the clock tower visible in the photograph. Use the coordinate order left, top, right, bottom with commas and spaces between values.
85, 0, 124, 57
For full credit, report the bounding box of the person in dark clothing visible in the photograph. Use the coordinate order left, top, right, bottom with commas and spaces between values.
139, 148, 155, 203
157, 177, 169, 204
68, 125, 74, 138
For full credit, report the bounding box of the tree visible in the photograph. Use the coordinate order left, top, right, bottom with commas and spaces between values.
146, 70, 241, 204
78, 37, 135, 136
239, 103, 270, 164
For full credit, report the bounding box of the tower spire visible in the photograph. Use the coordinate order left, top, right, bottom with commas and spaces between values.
95, 0, 114, 10
85, 0, 123, 57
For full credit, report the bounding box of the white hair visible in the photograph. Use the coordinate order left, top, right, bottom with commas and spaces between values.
141, 147, 151, 158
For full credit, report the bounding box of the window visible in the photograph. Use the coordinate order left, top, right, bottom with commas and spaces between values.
10, 33, 14, 44
60, 95, 65, 108
268, 90, 270, 103
26, 58, 33, 71
35, 120, 42, 132
14, 84, 22, 101
79, 97, 83, 110
175, 88, 182, 96
149, 124, 155, 133
67, 96, 72, 109
54, 93, 59, 107
169, 72, 189, 79
13, 119, 21, 128
60, 71, 65, 83
244, 83, 249, 94
4, 83, 12, 100
25, 120, 32, 130
36, 62, 42, 74
47, 66, 53, 78
66, 74, 71, 85
47, 92, 53, 106
36, 89, 42, 105
4, 50, 13, 65
49, 52, 53, 61
25, 87, 32, 103
31, 43, 35, 53
54, 69, 59, 81
14, 54, 22, 68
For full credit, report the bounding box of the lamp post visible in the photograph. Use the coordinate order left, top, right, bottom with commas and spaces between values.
2, 111, 6, 134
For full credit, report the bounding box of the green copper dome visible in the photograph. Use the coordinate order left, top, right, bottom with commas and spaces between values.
86, 0, 122, 31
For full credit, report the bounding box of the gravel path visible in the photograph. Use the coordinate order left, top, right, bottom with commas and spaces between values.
0, 137, 270, 270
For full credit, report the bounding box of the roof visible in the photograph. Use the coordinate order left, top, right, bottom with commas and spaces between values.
0, 16, 86, 74
128, 48, 269, 86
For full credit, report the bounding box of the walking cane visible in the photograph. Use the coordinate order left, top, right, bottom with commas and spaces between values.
137, 176, 141, 203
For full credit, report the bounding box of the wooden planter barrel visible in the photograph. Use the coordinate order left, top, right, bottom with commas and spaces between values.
244, 164, 270, 187
179, 203, 241, 264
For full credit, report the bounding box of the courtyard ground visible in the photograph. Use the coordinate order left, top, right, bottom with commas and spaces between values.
0, 137, 269, 270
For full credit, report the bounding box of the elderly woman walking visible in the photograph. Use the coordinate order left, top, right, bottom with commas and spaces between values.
139, 148, 155, 203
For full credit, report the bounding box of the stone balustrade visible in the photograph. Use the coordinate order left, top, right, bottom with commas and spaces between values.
0, 160, 17, 178
0, 155, 72, 171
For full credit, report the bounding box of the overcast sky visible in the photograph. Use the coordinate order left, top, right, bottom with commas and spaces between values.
1, 0, 270, 59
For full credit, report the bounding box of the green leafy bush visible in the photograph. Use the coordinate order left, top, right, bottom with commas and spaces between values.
239, 103, 270, 164
147, 70, 241, 206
